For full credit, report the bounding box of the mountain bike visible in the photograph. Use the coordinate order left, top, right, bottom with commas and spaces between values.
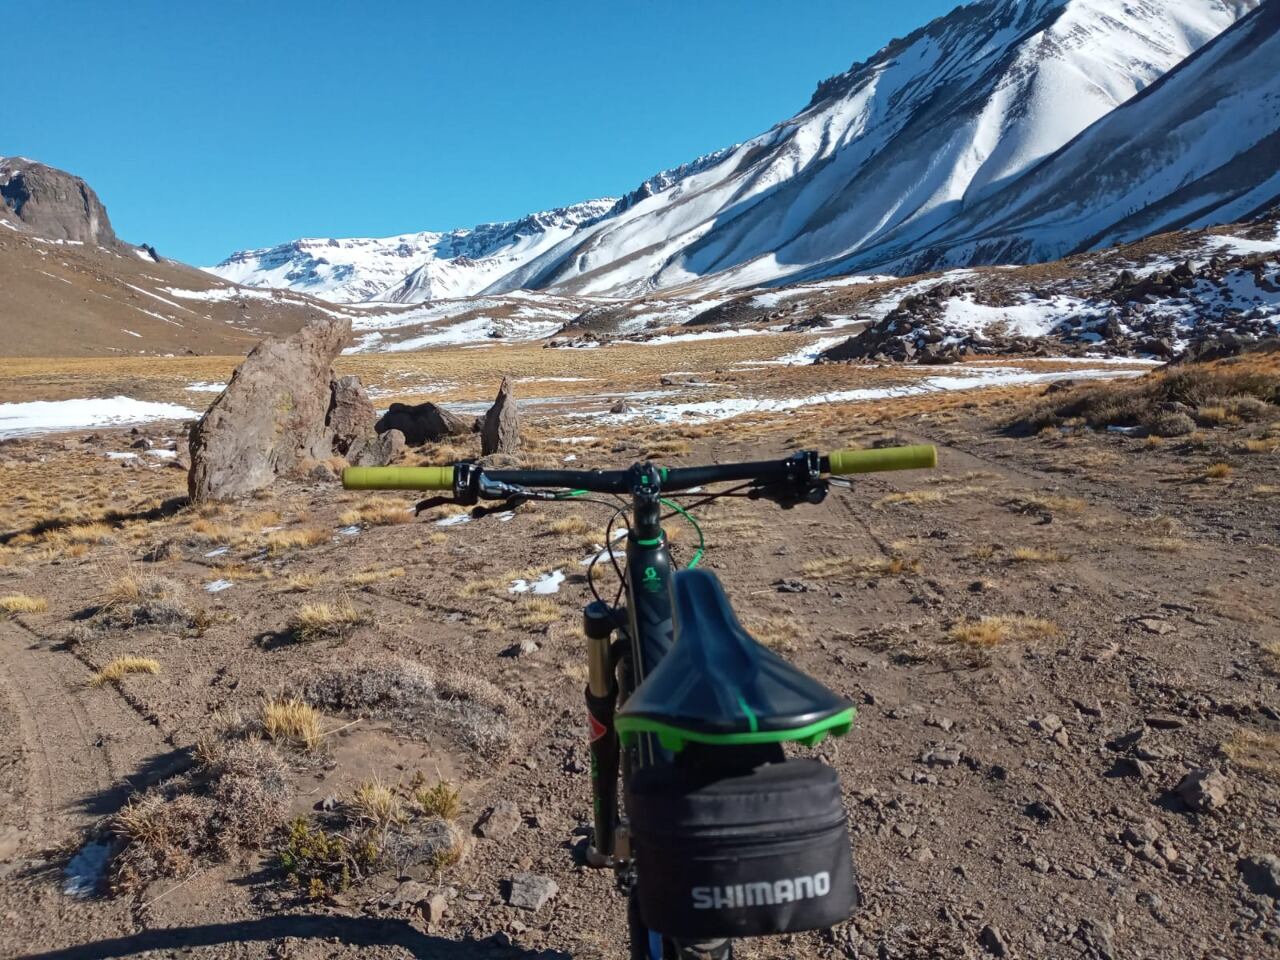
343, 442, 936, 958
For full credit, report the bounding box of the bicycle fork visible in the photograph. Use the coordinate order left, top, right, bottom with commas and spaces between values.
584, 601, 620, 867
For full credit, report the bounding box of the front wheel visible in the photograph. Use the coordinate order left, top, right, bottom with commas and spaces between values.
628, 889, 732, 960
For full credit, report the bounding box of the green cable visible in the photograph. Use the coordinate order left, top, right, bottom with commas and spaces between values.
660, 497, 705, 569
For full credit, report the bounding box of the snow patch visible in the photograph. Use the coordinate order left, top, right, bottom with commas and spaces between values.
0, 397, 197, 439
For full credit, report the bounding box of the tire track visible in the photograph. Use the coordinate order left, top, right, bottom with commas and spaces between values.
0, 621, 170, 852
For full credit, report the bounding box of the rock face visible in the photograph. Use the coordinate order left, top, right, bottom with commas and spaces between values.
188, 318, 354, 501
481, 377, 520, 456
375, 402, 470, 446
0, 158, 120, 247
349, 429, 405, 467
327, 376, 377, 455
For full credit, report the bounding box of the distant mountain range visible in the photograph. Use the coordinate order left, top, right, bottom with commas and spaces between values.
209, 0, 1275, 303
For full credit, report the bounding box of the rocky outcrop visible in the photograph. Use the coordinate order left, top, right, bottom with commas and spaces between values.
375, 402, 471, 446
327, 375, 377, 455
481, 378, 520, 456
188, 318, 356, 501
0, 158, 121, 247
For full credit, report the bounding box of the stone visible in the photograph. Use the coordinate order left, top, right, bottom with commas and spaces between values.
349, 429, 406, 468
308, 461, 337, 482
1135, 618, 1176, 635
506, 872, 558, 911
187, 317, 352, 501
481, 377, 520, 456
1032, 714, 1064, 735
327, 375, 377, 454
475, 800, 521, 840
1238, 854, 1280, 899
375, 402, 470, 446
422, 893, 448, 924
922, 747, 962, 768
609, 399, 632, 414
1144, 714, 1185, 730
979, 923, 1010, 957
390, 879, 431, 907
1175, 767, 1232, 813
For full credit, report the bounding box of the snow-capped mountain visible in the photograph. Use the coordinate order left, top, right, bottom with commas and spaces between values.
870, 0, 1280, 273
209, 198, 616, 303
211, 0, 1260, 303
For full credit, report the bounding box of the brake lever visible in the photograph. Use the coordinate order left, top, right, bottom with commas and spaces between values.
414, 496, 460, 515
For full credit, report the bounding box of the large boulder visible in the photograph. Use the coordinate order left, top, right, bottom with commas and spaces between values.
188, 318, 352, 501
375, 402, 470, 446
328, 375, 377, 455
481, 377, 520, 456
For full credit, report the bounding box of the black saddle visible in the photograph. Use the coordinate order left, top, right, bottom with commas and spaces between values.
615, 569, 855, 752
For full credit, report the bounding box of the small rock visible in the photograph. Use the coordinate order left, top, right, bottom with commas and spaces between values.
1109, 757, 1154, 779
1145, 714, 1185, 730
1072, 698, 1103, 717
1238, 854, 1280, 899
422, 893, 448, 924
1135, 618, 1176, 635
390, 879, 431, 907
922, 747, 962, 768
1175, 767, 1232, 813
910, 846, 934, 863
475, 801, 521, 840
1030, 855, 1052, 874
309, 461, 337, 482
773, 578, 811, 593
1032, 714, 1064, 735
481, 377, 521, 456
1025, 800, 1056, 823
507, 872, 558, 911
979, 923, 1010, 957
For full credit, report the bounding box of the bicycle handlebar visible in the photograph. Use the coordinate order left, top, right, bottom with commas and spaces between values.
341, 444, 936, 495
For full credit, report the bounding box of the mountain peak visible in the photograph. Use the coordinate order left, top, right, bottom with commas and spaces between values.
0, 156, 122, 248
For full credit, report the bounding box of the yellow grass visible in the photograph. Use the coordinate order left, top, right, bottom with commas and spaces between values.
0, 593, 48, 615
747, 616, 801, 652
875, 489, 948, 507
1250, 484, 1279, 497
516, 597, 563, 629
91, 656, 160, 686
801, 555, 920, 578
339, 500, 413, 527
291, 600, 366, 641
1011, 547, 1067, 563
1222, 730, 1280, 778
414, 781, 462, 820
1140, 537, 1187, 554
346, 566, 406, 586
1202, 462, 1233, 480
948, 615, 1059, 648
350, 777, 404, 829
261, 697, 322, 751
546, 516, 595, 536
265, 527, 329, 556
278, 572, 324, 593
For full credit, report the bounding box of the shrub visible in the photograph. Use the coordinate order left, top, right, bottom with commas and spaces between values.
261, 698, 323, 752
90, 656, 161, 686
1143, 409, 1195, 438
290, 600, 366, 642
0, 594, 48, 615
279, 816, 381, 899
948, 615, 1058, 647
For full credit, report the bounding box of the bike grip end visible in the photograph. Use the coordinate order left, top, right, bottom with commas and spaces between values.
342, 466, 455, 491
827, 444, 937, 475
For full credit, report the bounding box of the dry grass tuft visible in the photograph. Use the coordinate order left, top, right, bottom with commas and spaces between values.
516, 597, 563, 629
278, 572, 324, 593
1202, 462, 1233, 480
1010, 547, 1068, 563
290, 600, 366, 642
1008, 493, 1087, 514
546, 515, 595, 536
747, 616, 802, 652
346, 567, 406, 586
265, 528, 329, 556
1222, 729, 1280, 778
1140, 537, 1187, 554
801, 555, 920, 578
261, 697, 322, 752
0, 593, 48, 615
339, 500, 413, 527
413, 780, 462, 820
91, 656, 160, 686
948, 615, 1059, 648
1253, 484, 1280, 497
875, 489, 948, 507
350, 777, 404, 832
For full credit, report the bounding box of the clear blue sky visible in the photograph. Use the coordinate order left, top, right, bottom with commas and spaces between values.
9, 1, 958, 264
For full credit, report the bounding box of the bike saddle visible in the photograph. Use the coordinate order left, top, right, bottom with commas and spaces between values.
615, 569, 855, 752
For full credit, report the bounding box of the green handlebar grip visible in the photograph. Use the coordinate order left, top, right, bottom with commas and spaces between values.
342, 466, 455, 491
827, 445, 937, 475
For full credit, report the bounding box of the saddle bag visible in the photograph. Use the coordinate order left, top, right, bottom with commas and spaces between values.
627, 757, 859, 940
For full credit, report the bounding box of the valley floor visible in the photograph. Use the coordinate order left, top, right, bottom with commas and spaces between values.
0, 350, 1277, 959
